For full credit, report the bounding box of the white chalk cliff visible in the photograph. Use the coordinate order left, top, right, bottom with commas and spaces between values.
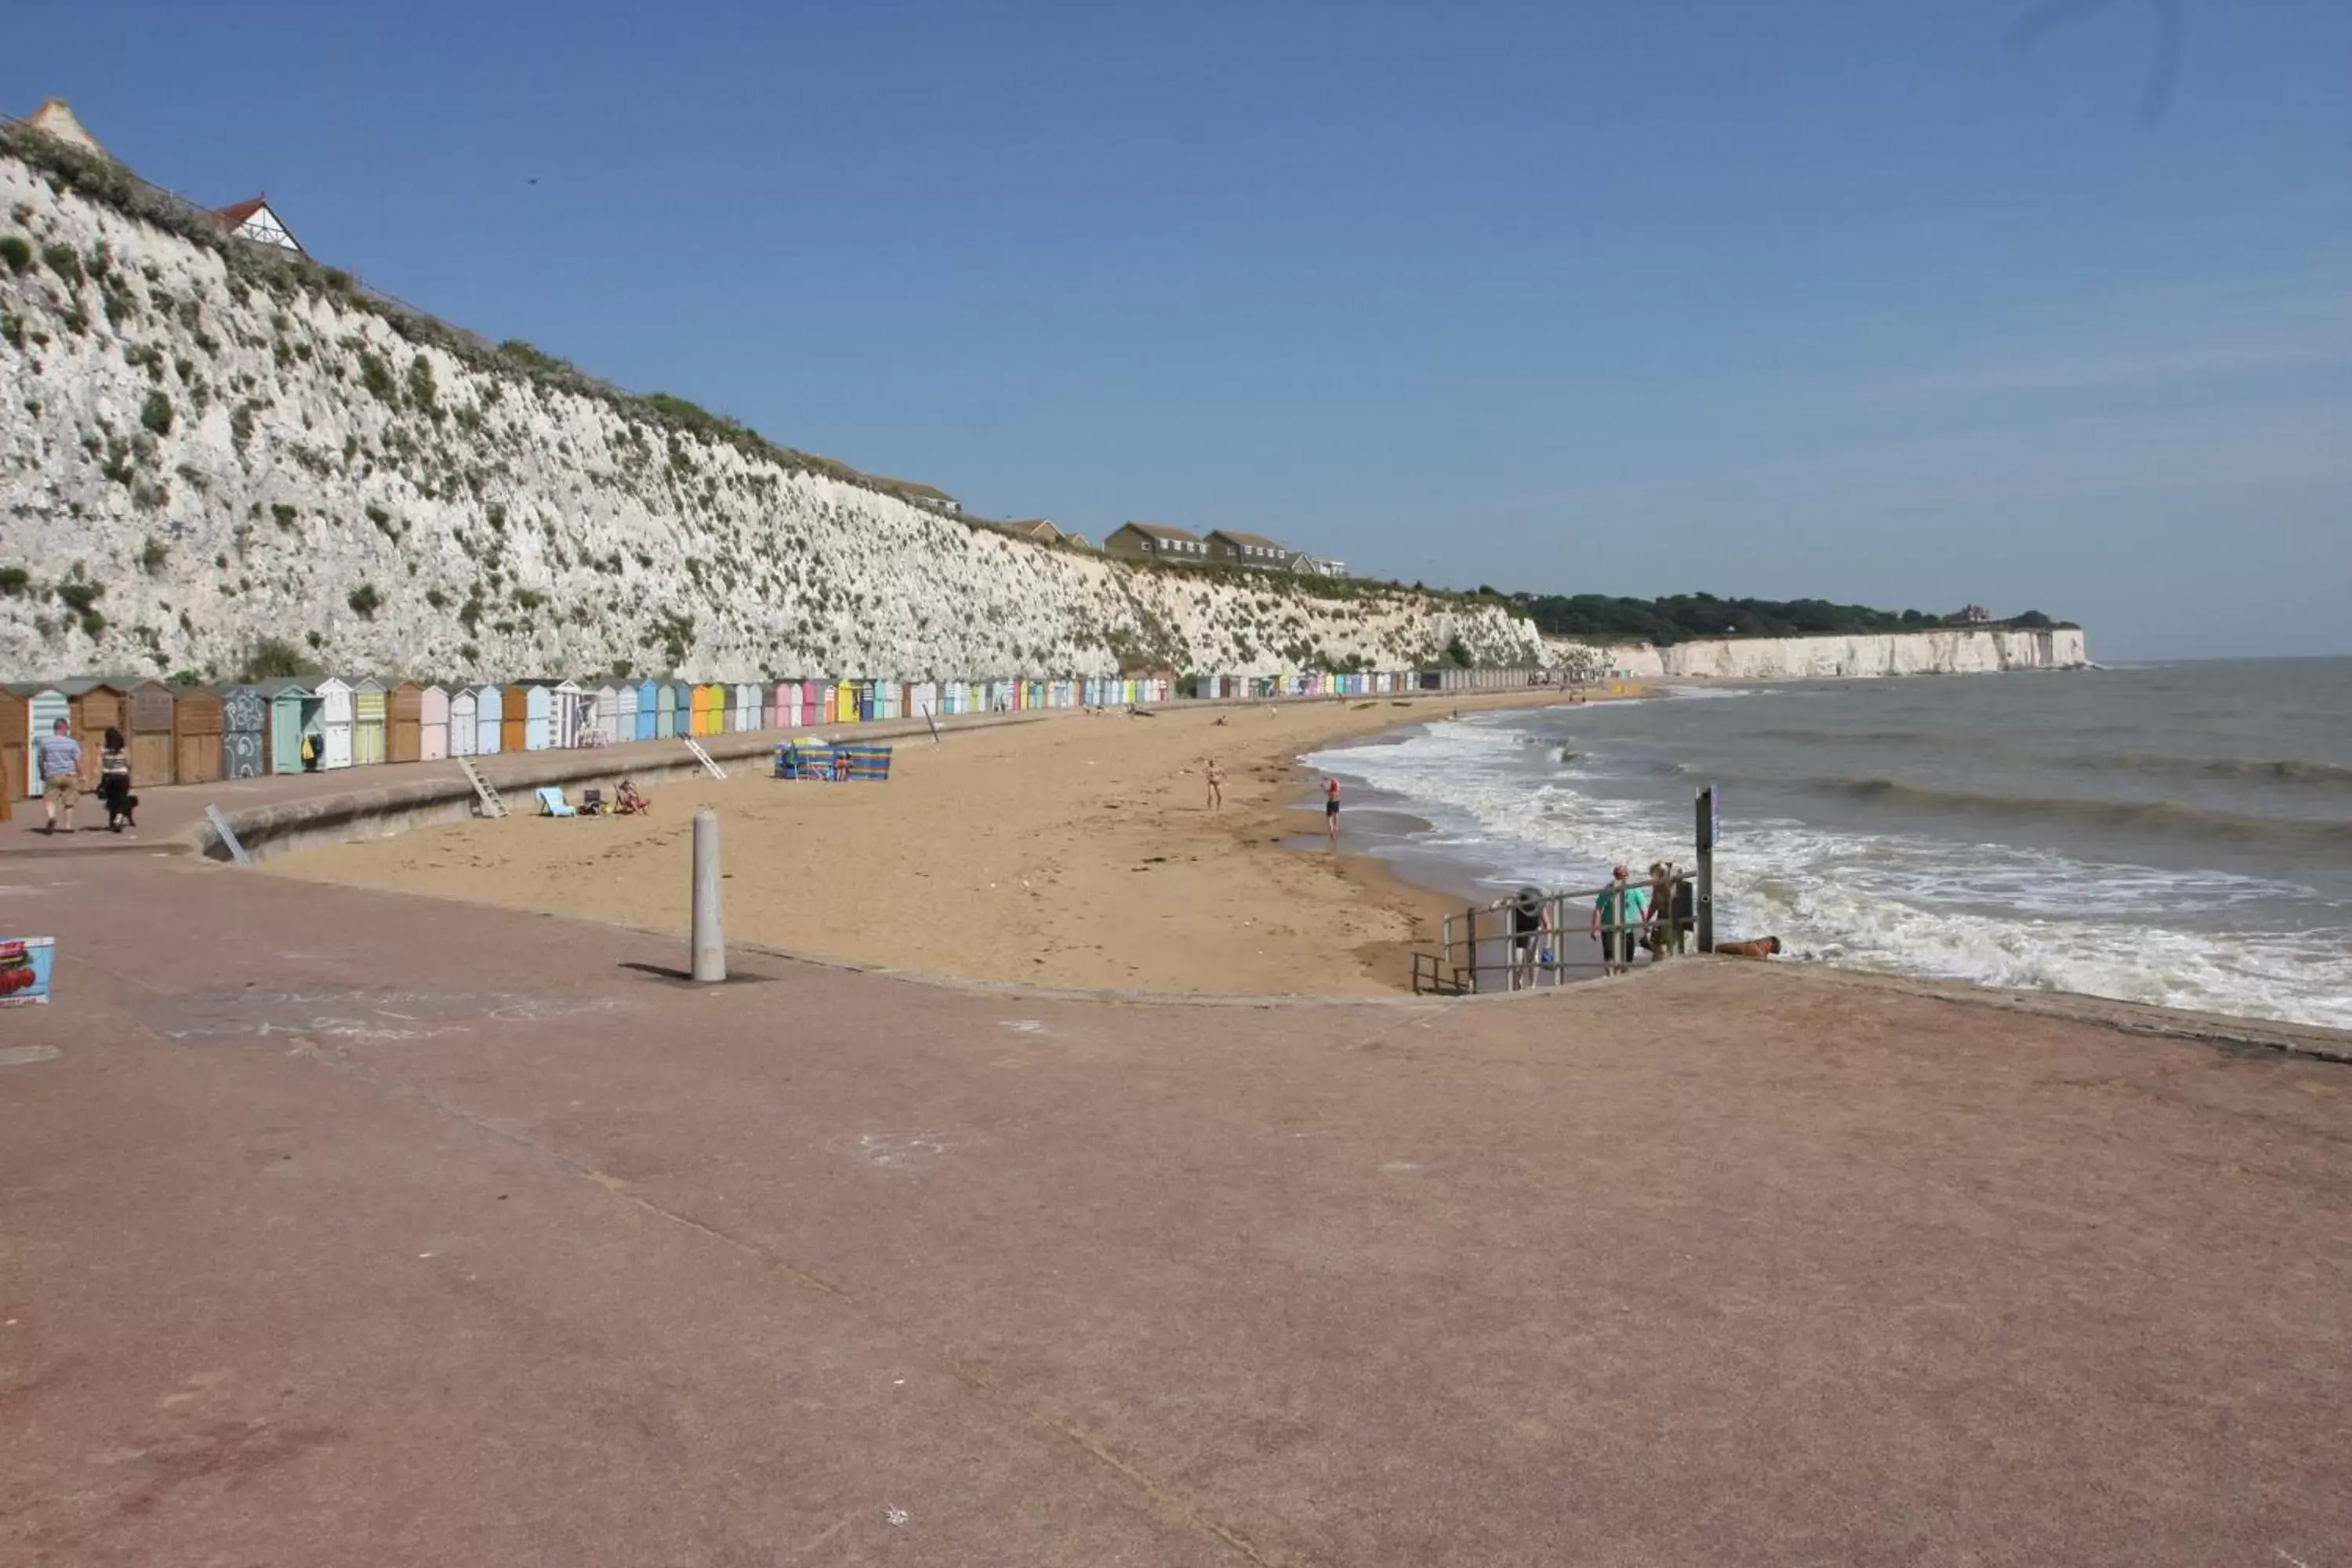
1564, 627, 2089, 682
0, 143, 1545, 684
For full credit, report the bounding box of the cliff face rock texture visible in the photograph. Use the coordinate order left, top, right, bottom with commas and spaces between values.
1564, 627, 2090, 681
0, 148, 1545, 683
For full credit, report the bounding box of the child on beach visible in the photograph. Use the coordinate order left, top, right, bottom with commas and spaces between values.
1205, 760, 1225, 810
1323, 777, 1341, 845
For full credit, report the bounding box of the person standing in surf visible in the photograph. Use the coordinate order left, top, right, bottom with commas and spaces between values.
1323, 776, 1341, 845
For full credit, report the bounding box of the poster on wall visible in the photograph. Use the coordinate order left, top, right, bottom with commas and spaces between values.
0, 937, 55, 1005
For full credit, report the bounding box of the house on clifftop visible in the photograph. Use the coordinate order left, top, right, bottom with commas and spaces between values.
1105, 523, 1209, 564
212, 194, 304, 254
1204, 529, 1293, 569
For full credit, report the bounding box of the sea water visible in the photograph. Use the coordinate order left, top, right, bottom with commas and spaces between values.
1304, 658, 2352, 1030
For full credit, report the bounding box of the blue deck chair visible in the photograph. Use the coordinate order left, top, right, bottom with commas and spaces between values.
534, 786, 576, 818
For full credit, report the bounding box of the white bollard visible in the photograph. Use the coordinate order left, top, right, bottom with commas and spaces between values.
691, 807, 726, 982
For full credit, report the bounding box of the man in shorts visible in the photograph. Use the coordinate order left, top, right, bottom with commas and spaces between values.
1589, 863, 1650, 975
1323, 776, 1341, 845
35, 719, 83, 835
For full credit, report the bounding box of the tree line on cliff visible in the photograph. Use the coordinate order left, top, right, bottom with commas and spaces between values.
1496, 592, 2065, 646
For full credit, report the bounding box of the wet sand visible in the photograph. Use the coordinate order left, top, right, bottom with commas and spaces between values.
267, 691, 1597, 995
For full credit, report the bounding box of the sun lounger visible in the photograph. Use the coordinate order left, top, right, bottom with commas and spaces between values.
535, 786, 576, 818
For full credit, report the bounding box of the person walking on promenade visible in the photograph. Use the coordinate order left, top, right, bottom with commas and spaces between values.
97, 728, 136, 833
1323, 776, 1341, 846
1205, 759, 1225, 811
1590, 863, 1650, 975
35, 719, 82, 835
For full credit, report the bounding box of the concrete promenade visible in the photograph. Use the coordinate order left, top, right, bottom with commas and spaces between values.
3, 830, 2350, 1563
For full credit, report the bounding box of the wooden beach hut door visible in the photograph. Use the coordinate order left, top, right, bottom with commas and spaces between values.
768, 684, 791, 731
385, 682, 423, 764
313, 679, 355, 770
738, 683, 760, 732
474, 686, 504, 755
352, 679, 388, 766
67, 683, 126, 772
126, 681, 176, 785
524, 684, 554, 751
448, 689, 477, 757
419, 685, 449, 760
636, 681, 659, 740
502, 687, 529, 752
653, 683, 679, 739
25, 689, 68, 796
695, 684, 725, 737
0, 688, 30, 800
172, 688, 225, 784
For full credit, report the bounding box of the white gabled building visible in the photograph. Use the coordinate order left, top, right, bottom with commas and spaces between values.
213, 194, 303, 254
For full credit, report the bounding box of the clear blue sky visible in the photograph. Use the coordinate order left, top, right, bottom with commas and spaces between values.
11, 2, 2349, 659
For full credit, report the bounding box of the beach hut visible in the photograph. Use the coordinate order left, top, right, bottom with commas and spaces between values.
523, 683, 554, 751
125, 681, 177, 785
717, 684, 742, 735
649, 682, 677, 738
767, 683, 792, 731
313, 677, 355, 770
417, 684, 449, 760
0, 685, 34, 800
17, 686, 70, 797
171, 687, 224, 784
473, 684, 504, 755
63, 680, 128, 767
594, 684, 627, 745
448, 688, 477, 757
219, 686, 267, 779
263, 680, 321, 773
500, 686, 528, 752
550, 681, 589, 747
634, 680, 658, 740
688, 683, 719, 736
384, 681, 423, 763
739, 682, 762, 731
352, 678, 389, 767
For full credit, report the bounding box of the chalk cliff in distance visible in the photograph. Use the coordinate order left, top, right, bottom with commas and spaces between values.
1553, 627, 2090, 681
0, 143, 1545, 684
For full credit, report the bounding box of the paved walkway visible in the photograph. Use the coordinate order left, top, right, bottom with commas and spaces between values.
3, 851, 2349, 1565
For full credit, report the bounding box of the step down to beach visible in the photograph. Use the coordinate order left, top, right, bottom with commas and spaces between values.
457, 757, 509, 818
684, 737, 728, 780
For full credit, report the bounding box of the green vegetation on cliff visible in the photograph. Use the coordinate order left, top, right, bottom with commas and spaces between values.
1510, 593, 2067, 646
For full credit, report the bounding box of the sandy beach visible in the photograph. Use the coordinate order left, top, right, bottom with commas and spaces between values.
266, 691, 1599, 995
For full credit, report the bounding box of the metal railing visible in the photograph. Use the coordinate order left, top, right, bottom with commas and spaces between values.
1410, 880, 1700, 996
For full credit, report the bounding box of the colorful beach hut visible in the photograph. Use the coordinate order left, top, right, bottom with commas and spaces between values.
737, 682, 761, 731
62, 680, 127, 768
171, 687, 224, 784
499, 686, 527, 752
264, 680, 321, 773
523, 683, 554, 751
550, 680, 588, 747
221, 686, 267, 779
123, 680, 176, 785
352, 678, 388, 766
17, 686, 70, 797
688, 683, 720, 737
648, 682, 677, 738
473, 684, 504, 756
385, 681, 423, 763
417, 684, 449, 761
313, 677, 355, 770
0, 685, 34, 800
595, 684, 630, 745
636, 680, 659, 739
448, 688, 478, 757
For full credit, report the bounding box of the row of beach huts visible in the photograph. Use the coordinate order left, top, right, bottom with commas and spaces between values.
5, 667, 1537, 797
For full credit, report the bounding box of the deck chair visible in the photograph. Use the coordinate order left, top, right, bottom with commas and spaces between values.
534, 786, 576, 818
580, 787, 604, 815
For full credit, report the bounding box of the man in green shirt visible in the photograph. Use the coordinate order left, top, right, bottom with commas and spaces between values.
1590, 864, 1650, 975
